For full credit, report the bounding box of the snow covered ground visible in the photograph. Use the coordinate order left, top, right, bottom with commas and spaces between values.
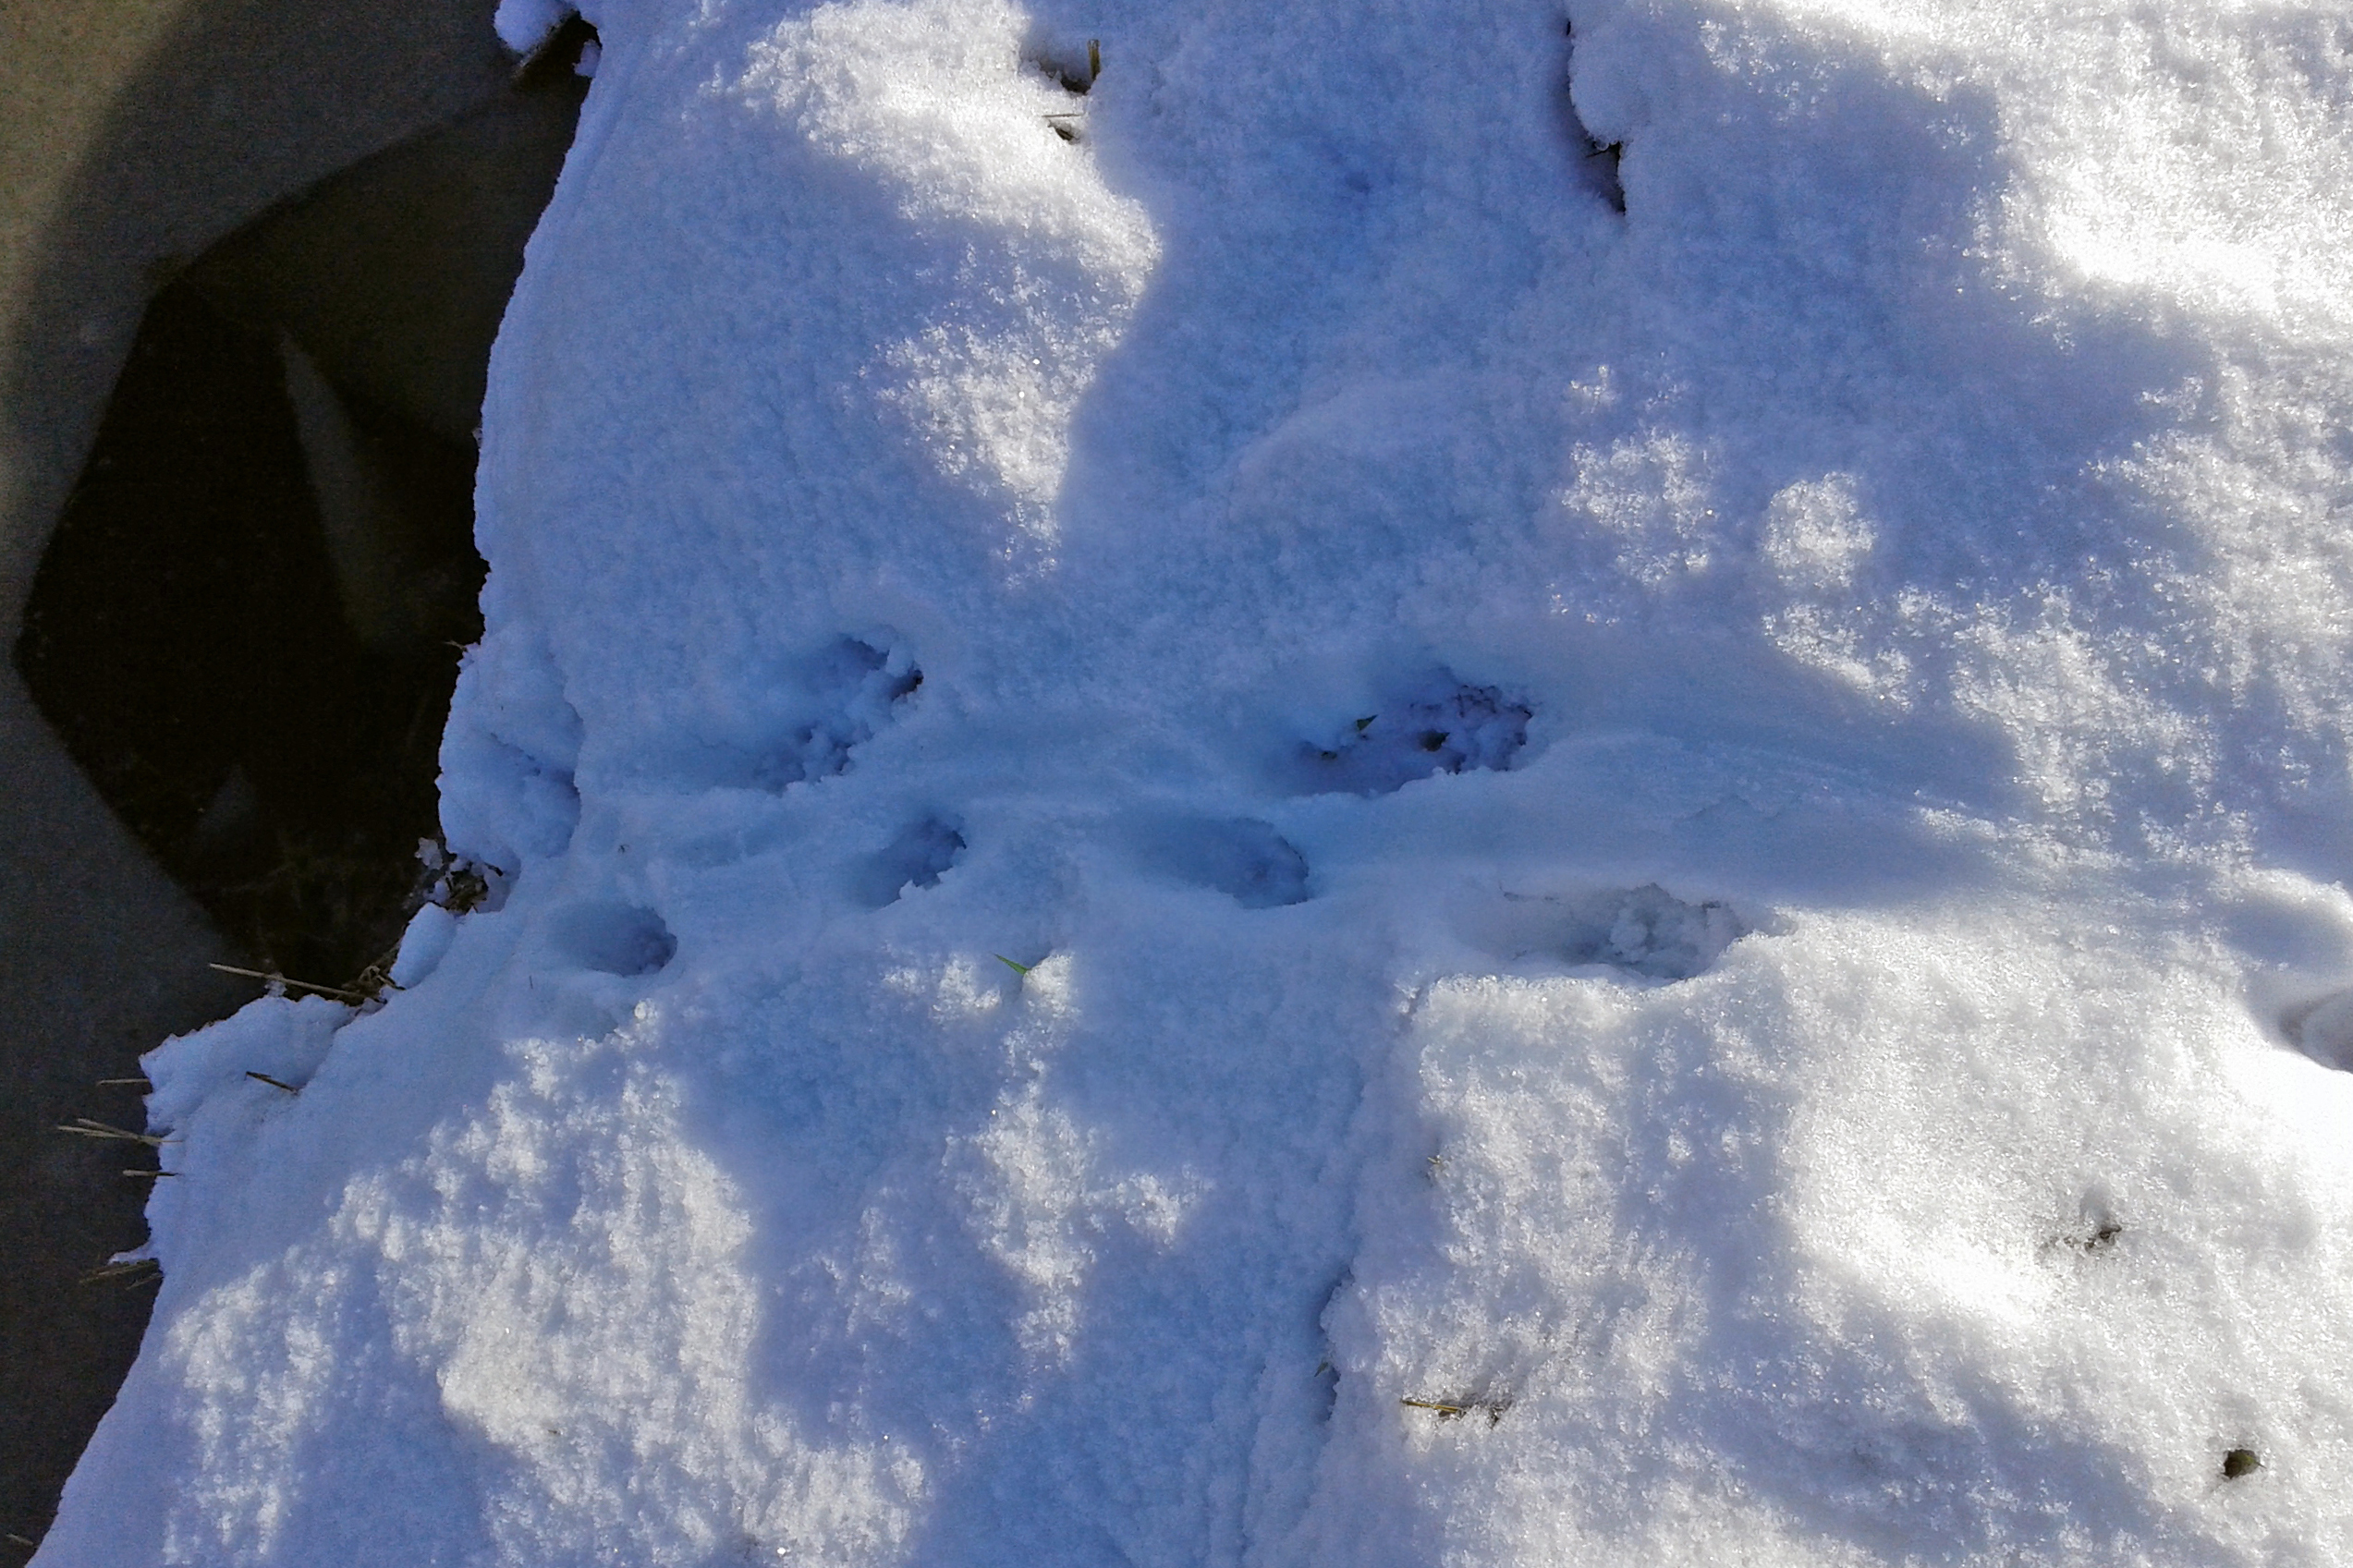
37, 0, 2353, 1562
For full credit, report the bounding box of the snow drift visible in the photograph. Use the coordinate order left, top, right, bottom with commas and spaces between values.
39, 0, 2353, 1562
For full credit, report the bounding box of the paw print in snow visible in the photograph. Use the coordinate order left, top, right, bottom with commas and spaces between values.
1299, 675, 1531, 796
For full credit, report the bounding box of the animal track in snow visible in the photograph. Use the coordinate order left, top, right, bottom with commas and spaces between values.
853, 817, 967, 908
1133, 816, 1311, 908
1471, 884, 1748, 981
750, 637, 922, 789
1296, 675, 1531, 796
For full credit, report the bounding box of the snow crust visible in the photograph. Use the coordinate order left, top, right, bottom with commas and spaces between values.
41, 0, 2353, 1562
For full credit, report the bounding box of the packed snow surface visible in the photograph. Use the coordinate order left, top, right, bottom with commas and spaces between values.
41, 0, 2353, 1562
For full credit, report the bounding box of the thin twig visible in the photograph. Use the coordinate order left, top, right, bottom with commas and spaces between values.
246, 1071, 299, 1095
207, 963, 363, 1003
97, 1077, 151, 1088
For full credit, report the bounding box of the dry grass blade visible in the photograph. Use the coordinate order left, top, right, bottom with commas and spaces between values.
1402, 1394, 1511, 1427
57, 1117, 175, 1147
79, 1258, 161, 1288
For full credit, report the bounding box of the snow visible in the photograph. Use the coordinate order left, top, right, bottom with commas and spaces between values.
493, 0, 577, 56
37, 0, 2353, 1562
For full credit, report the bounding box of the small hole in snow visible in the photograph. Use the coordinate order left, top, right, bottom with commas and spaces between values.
549, 903, 676, 976
1023, 32, 1100, 95
2222, 1448, 2261, 1480
1023, 31, 1098, 140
